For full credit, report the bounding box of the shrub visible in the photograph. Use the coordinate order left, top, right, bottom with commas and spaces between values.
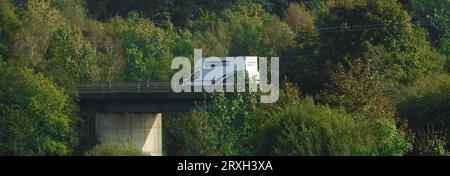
180, 92, 259, 156
396, 73, 450, 151
163, 80, 302, 156
357, 118, 412, 156
257, 97, 412, 156
84, 143, 145, 156
414, 126, 449, 156
258, 97, 366, 155
165, 80, 412, 156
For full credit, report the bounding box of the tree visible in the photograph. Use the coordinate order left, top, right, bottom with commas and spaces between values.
163, 80, 302, 156
179, 92, 259, 156
396, 73, 450, 151
0, 64, 77, 155
11, 0, 98, 89
190, 3, 295, 56
319, 59, 393, 119
44, 26, 97, 83
189, 12, 230, 56
257, 97, 412, 156
409, 0, 450, 55
0, 0, 21, 59
280, 2, 320, 95
104, 13, 190, 81
226, 4, 296, 56
85, 0, 240, 27
316, 0, 417, 60
305, 0, 445, 93
258, 97, 365, 155
283, 3, 315, 34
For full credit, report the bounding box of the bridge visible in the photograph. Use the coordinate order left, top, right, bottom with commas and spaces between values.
77, 81, 212, 156
78, 81, 209, 112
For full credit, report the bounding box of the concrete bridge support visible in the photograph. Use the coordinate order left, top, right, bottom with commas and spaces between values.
95, 113, 162, 156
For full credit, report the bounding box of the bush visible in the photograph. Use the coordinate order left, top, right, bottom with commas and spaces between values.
357, 118, 412, 156
414, 126, 449, 156
257, 97, 412, 156
163, 80, 302, 156
396, 73, 450, 151
84, 143, 146, 156
165, 80, 412, 156
179, 92, 259, 156
258, 97, 365, 155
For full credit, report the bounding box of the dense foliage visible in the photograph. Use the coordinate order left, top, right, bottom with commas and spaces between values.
84, 143, 145, 156
261, 98, 411, 156
396, 74, 450, 155
0, 0, 448, 155
0, 63, 76, 155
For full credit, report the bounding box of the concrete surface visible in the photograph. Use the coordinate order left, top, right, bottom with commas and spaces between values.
95, 113, 162, 156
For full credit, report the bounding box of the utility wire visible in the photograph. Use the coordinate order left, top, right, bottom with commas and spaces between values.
315, 19, 449, 33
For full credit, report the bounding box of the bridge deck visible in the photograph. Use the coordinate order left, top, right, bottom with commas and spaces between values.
78, 81, 173, 94
77, 82, 209, 113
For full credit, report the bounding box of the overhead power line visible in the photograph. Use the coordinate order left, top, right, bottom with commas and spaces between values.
315, 19, 449, 33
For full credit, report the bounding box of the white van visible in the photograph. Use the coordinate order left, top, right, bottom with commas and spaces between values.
184, 56, 259, 87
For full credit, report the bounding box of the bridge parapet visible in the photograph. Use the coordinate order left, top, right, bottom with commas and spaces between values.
77, 82, 208, 113
78, 81, 172, 94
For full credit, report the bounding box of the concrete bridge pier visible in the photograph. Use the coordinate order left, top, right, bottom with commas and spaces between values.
95, 113, 162, 156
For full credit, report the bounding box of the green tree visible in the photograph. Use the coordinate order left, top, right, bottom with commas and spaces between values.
0, 0, 21, 59
319, 59, 393, 119
0, 64, 77, 155
259, 97, 366, 155
396, 73, 450, 151
357, 118, 413, 156
258, 97, 412, 156
189, 12, 230, 56
190, 3, 295, 56
280, 2, 321, 95
105, 13, 190, 81
225, 3, 296, 56
164, 80, 302, 156
312, 0, 445, 88
12, 0, 98, 89
283, 3, 315, 34
181, 92, 259, 156
316, 0, 416, 59
409, 0, 450, 56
